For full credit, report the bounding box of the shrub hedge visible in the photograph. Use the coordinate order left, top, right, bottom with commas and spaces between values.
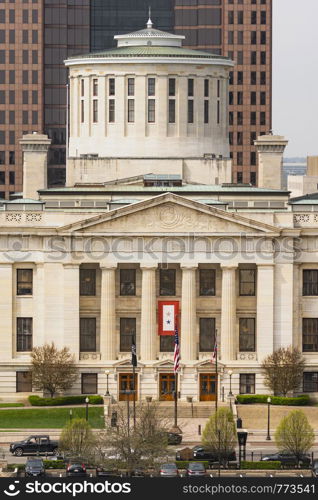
28, 395, 103, 406
241, 461, 281, 470
236, 394, 310, 406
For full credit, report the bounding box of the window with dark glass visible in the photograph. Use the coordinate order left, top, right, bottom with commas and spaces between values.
80, 268, 96, 296
251, 11, 257, 23
169, 78, 176, 96
128, 78, 135, 96
128, 99, 134, 123
199, 318, 215, 352
303, 372, 318, 392
228, 31, 234, 44
302, 318, 318, 352
188, 79, 194, 97
109, 78, 115, 96
17, 269, 33, 295
260, 111, 266, 125
239, 269, 256, 295
0, 152, 4, 165
160, 335, 174, 352
204, 79, 209, 98
237, 11, 243, 24
237, 91, 243, 105
229, 111, 233, 125
120, 269, 136, 296
229, 92, 233, 105
93, 100, 98, 123
229, 132, 233, 145
251, 51, 257, 65
16, 371, 32, 392
204, 100, 209, 124
239, 318, 256, 352
109, 99, 115, 122
120, 318, 136, 352
261, 11, 267, 24
229, 72, 233, 85
237, 72, 243, 85
17, 318, 33, 352
251, 31, 257, 44
200, 269, 215, 296
148, 78, 155, 96
237, 152, 243, 166
303, 270, 318, 295
217, 101, 220, 124
237, 111, 243, 125
32, 30, 38, 44
188, 100, 194, 124
9, 171, 15, 185
240, 374, 255, 394
228, 11, 234, 24
250, 172, 256, 185
250, 152, 256, 166
260, 31, 266, 44
169, 99, 175, 123
250, 92, 256, 105
250, 111, 256, 125
160, 269, 176, 296
22, 9, 28, 23
260, 51, 266, 65
237, 132, 243, 145
0, 170, 4, 182
260, 91, 266, 105
237, 31, 243, 44
80, 318, 96, 352
260, 72, 266, 85
81, 373, 97, 394
237, 51, 243, 65
93, 79, 98, 96
250, 132, 257, 145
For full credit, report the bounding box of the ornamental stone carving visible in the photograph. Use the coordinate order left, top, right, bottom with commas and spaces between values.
237, 352, 257, 361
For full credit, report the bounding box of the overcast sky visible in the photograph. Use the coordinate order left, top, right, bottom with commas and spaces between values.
273, 0, 318, 158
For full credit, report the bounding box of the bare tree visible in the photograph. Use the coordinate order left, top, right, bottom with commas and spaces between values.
98, 402, 172, 474
31, 342, 78, 398
202, 407, 237, 466
275, 410, 314, 465
261, 346, 306, 396
59, 418, 97, 462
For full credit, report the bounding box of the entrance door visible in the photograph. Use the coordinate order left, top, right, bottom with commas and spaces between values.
159, 373, 175, 401
119, 373, 138, 401
199, 373, 217, 401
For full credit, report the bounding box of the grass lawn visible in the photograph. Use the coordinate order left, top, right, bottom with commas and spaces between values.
0, 403, 24, 408
0, 407, 104, 429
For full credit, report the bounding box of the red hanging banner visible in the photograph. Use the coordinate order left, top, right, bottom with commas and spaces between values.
158, 301, 179, 336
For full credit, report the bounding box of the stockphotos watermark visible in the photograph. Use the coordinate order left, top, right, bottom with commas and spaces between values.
3, 480, 131, 497
3, 233, 301, 263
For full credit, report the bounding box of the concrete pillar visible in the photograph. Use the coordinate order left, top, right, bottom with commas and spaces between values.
221, 264, 237, 361
63, 264, 80, 359
255, 134, 288, 190
180, 264, 197, 361
140, 264, 157, 361
274, 263, 294, 349
0, 263, 13, 360
20, 133, 51, 200
100, 263, 117, 361
257, 264, 274, 361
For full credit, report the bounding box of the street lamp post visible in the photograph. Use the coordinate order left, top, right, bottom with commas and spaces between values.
228, 370, 233, 396
85, 397, 89, 421
266, 396, 272, 440
105, 370, 110, 396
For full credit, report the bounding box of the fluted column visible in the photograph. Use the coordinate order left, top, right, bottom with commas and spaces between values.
140, 264, 157, 361
100, 263, 117, 361
180, 264, 197, 361
221, 264, 238, 361
257, 264, 274, 361
0, 263, 13, 360
63, 264, 80, 359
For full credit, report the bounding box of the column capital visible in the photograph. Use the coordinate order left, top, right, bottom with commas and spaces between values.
63, 263, 80, 269
100, 261, 117, 270
140, 262, 158, 271
256, 263, 274, 268
180, 262, 198, 270
0, 262, 13, 268
220, 263, 238, 270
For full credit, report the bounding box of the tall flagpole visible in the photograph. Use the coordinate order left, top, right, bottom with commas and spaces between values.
174, 372, 178, 428
215, 329, 218, 413
132, 363, 136, 430
131, 336, 137, 430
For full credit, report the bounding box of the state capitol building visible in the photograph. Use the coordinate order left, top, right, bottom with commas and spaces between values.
0, 20, 317, 402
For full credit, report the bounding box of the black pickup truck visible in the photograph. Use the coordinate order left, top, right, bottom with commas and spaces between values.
9, 435, 59, 456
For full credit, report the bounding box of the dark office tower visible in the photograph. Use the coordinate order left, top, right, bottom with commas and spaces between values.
90, 0, 175, 51
44, 0, 90, 186
174, 0, 272, 185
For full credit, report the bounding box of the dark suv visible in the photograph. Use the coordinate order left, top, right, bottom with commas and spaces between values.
25, 458, 45, 477
261, 453, 311, 467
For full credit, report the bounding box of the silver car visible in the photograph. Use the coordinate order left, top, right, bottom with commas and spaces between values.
159, 463, 179, 477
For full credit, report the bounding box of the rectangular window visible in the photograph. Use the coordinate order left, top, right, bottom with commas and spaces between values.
32, 9, 38, 24
251, 72, 257, 85
251, 11, 257, 24
109, 99, 115, 122
260, 72, 266, 85
148, 99, 155, 123
237, 31, 243, 44
303, 270, 318, 295
261, 51, 266, 65
237, 172, 243, 183
32, 50, 38, 64
80, 268, 96, 296
261, 31, 267, 44
251, 111, 256, 125
109, 78, 115, 96
128, 99, 134, 123
260, 111, 266, 125
250, 92, 256, 105
303, 372, 318, 392
251, 52, 257, 65
251, 152, 256, 165
204, 79, 209, 98
32, 91, 38, 105
228, 11, 234, 24
188, 79, 194, 97
237, 51, 243, 65
9, 50, 15, 64
237, 111, 243, 125
200, 269, 215, 296
250, 172, 256, 185
251, 31, 257, 44
237, 91, 243, 105
303, 318, 318, 352
160, 335, 174, 352
9, 171, 15, 185
168, 99, 175, 123
239, 318, 256, 352
0, 170, 4, 181
160, 269, 176, 296
93, 100, 98, 123
148, 78, 155, 96
204, 100, 209, 124
81, 373, 97, 395
80, 318, 96, 352
17, 269, 33, 295
22, 30, 28, 43
9, 30, 15, 43
16, 372, 32, 392
239, 269, 256, 296
237, 151, 243, 165
237, 72, 243, 85
32, 111, 38, 125
169, 78, 176, 96
200, 318, 216, 352
250, 132, 257, 145
261, 11, 267, 24
237, 11, 244, 24
0, 152, 4, 165
237, 131, 243, 145
81, 100, 84, 123
188, 100, 194, 123
228, 31, 234, 44
217, 101, 220, 124
120, 318, 136, 352
17, 318, 33, 352
22, 9, 29, 23
260, 91, 266, 105
120, 269, 136, 296
9, 70, 15, 84
9, 151, 15, 165
32, 70, 38, 84
128, 78, 135, 96
240, 374, 255, 394
93, 79, 98, 97
9, 131, 15, 145
32, 30, 38, 44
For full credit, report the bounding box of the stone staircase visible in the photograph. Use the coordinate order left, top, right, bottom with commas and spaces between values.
115, 401, 228, 419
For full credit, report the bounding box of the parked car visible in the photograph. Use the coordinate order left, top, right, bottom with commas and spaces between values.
66, 463, 87, 477
96, 467, 119, 477
159, 463, 179, 477
190, 446, 236, 463
311, 460, 318, 477
167, 432, 182, 445
186, 462, 207, 477
25, 458, 45, 477
261, 453, 311, 467
9, 435, 59, 457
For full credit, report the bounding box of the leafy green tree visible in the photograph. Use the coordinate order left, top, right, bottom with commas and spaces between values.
275, 410, 314, 464
261, 347, 305, 396
202, 407, 236, 466
59, 418, 97, 462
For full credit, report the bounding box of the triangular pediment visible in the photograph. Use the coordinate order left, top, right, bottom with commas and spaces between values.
59, 193, 280, 235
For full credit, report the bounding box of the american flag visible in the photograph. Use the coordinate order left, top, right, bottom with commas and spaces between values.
212, 338, 218, 363
173, 324, 180, 374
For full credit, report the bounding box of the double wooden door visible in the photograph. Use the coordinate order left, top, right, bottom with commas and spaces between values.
119, 373, 138, 401
199, 373, 217, 401
159, 373, 175, 401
